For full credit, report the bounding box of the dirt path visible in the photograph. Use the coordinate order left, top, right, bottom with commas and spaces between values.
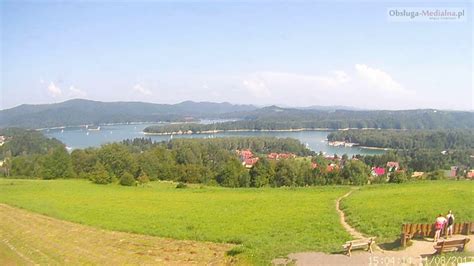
0, 204, 235, 265
278, 235, 474, 266
335, 188, 365, 239
273, 189, 474, 265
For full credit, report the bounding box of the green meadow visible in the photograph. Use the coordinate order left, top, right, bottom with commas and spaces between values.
2, 179, 473, 263
341, 181, 474, 243
0, 179, 351, 264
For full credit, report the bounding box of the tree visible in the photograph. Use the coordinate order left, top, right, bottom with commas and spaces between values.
97, 143, 137, 179
177, 164, 211, 184
249, 158, 275, 187
41, 147, 74, 179
341, 160, 370, 185
71, 148, 97, 178
274, 159, 299, 187
216, 158, 250, 187
89, 162, 112, 184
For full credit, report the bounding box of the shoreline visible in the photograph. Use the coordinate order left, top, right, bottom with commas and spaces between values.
143, 128, 334, 135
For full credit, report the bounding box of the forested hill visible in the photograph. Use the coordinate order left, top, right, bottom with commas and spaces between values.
144, 108, 474, 133
0, 99, 256, 129
328, 129, 474, 150
2, 99, 473, 130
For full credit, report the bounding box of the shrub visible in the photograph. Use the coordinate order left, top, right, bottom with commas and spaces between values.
137, 172, 150, 186
176, 182, 187, 189
119, 172, 136, 186
89, 162, 112, 184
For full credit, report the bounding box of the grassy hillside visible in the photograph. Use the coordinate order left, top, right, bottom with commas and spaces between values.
341, 181, 474, 244
0, 179, 350, 264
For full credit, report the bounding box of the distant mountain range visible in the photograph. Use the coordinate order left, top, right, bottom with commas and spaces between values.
1, 99, 473, 130
0, 99, 257, 129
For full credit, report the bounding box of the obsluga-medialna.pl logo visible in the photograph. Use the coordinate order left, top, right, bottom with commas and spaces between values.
387, 7, 466, 22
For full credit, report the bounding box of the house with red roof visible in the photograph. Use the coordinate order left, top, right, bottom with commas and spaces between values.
371, 167, 385, 177
243, 157, 259, 168
267, 152, 296, 160
236, 149, 253, 160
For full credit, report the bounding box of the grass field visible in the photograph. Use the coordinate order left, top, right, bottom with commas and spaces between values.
0, 179, 351, 264
341, 181, 474, 244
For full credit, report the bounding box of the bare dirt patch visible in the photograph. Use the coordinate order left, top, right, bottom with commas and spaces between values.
0, 204, 235, 265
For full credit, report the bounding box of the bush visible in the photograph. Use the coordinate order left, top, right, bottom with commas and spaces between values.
427, 170, 446, 180
90, 162, 112, 184
176, 182, 187, 189
137, 172, 150, 186
119, 172, 136, 186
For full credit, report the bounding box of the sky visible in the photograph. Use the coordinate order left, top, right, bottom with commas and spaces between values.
1, 0, 472, 110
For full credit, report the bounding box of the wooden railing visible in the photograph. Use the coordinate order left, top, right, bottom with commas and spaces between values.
400, 222, 474, 247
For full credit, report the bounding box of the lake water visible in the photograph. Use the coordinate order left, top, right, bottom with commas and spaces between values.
43, 123, 385, 156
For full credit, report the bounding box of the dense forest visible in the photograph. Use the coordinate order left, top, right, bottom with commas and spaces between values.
144, 108, 474, 133
1, 129, 472, 187
327, 129, 474, 150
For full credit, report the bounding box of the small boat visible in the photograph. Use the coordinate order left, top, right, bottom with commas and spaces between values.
88, 126, 101, 131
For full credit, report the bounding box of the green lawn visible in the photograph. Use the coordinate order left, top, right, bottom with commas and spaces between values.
0, 179, 351, 264
341, 181, 474, 244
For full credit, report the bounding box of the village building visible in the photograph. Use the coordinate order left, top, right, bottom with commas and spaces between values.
267, 153, 296, 160
411, 171, 424, 179
386, 161, 399, 171
467, 170, 474, 180
371, 167, 385, 177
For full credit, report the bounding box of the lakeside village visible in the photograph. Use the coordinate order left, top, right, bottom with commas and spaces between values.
235, 149, 474, 181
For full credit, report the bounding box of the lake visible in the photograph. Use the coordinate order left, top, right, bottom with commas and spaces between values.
43, 123, 385, 156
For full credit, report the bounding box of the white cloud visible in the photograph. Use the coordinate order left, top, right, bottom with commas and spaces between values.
242, 70, 350, 100
132, 84, 152, 95
47, 82, 62, 98
242, 78, 271, 98
68, 86, 86, 98
355, 64, 411, 94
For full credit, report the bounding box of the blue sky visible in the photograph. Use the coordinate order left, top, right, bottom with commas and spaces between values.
1, 1, 472, 110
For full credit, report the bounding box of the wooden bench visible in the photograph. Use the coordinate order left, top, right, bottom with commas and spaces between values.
434, 238, 470, 254
342, 238, 375, 256
401, 222, 474, 247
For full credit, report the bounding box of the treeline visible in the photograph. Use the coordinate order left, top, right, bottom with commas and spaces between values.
362, 149, 473, 173
327, 129, 474, 150
120, 137, 313, 156
0, 128, 64, 160
144, 108, 474, 134
2, 129, 471, 187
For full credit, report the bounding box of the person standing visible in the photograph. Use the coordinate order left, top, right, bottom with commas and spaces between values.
446, 210, 455, 238
434, 214, 447, 242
